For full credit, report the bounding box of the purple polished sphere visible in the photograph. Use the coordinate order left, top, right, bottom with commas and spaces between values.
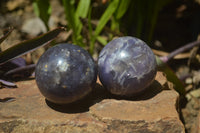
35, 43, 97, 104
98, 37, 157, 96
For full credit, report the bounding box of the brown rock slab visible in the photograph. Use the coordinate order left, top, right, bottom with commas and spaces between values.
182, 88, 200, 132
197, 111, 200, 133
90, 91, 183, 133
0, 72, 185, 133
190, 110, 200, 133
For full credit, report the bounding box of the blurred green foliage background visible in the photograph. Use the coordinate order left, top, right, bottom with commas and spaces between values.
33, 0, 173, 54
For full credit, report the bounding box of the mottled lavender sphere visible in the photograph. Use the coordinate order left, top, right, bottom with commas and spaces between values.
35, 43, 97, 104
98, 37, 157, 96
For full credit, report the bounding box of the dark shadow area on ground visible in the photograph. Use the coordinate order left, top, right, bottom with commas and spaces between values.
46, 83, 110, 113
46, 79, 163, 114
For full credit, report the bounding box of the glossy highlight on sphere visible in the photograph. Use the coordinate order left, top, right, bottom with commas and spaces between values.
35, 43, 97, 104
98, 37, 157, 96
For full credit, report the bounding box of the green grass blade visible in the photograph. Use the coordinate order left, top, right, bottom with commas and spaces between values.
111, 0, 131, 31
88, 7, 93, 41
90, 0, 119, 53
75, 0, 91, 44
97, 36, 108, 46
94, 0, 119, 37
115, 0, 131, 19
111, 16, 119, 31
76, 0, 91, 18
33, 0, 51, 29
63, 0, 88, 46
0, 27, 65, 65
62, 0, 76, 33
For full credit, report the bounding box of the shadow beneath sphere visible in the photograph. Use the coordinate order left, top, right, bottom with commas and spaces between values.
111, 80, 164, 101
136, 80, 164, 100
46, 80, 164, 113
45, 83, 111, 114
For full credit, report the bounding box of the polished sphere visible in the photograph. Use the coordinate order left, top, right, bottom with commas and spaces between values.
98, 37, 157, 96
35, 43, 97, 104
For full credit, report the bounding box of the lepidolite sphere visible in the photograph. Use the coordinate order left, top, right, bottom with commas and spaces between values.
35, 43, 97, 104
98, 37, 157, 96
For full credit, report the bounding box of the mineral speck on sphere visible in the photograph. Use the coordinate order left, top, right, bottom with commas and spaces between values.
35, 43, 97, 104
98, 36, 157, 96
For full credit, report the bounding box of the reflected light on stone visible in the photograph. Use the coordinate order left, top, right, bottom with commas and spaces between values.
58, 59, 62, 65
120, 51, 127, 58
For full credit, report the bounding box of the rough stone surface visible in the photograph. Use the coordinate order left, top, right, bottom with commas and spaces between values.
190, 110, 200, 133
182, 88, 200, 132
22, 17, 47, 37
0, 72, 185, 133
197, 111, 200, 133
